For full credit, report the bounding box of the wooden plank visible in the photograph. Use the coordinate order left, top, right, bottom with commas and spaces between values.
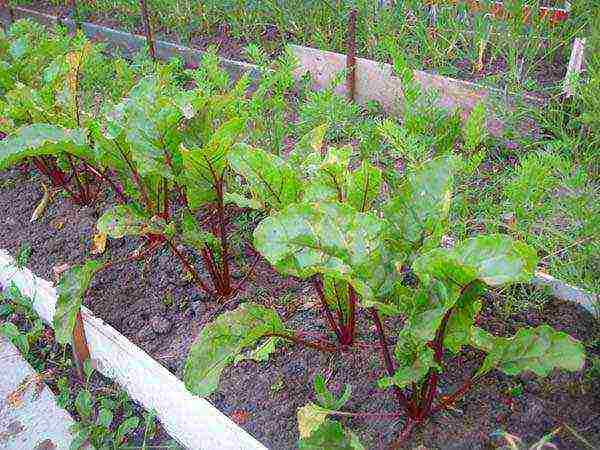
0, 251, 267, 450
563, 37, 586, 98
290, 44, 510, 136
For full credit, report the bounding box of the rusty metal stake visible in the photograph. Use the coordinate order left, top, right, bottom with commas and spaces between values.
1, 0, 15, 24
70, 0, 81, 31
72, 308, 91, 380
346, 8, 357, 102
139, 0, 156, 60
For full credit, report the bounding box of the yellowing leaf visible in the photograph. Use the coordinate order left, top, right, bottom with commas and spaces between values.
91, 232, 107, 255
297, 403, 329, 438
30, 183, 51, 222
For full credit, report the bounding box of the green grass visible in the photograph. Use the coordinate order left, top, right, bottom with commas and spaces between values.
9, 0, 596, 96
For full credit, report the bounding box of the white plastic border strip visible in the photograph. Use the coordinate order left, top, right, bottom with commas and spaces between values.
0, 250, 267, 450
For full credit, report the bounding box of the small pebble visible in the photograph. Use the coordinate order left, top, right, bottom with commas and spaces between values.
150, 316, 172, 334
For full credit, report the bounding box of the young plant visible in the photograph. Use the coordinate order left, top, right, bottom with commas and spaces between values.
185, 152, 585, 446
228, 124, 385, 347
0, 23, 105, 205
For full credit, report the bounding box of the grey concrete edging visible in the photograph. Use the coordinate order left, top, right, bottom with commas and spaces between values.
0, 335, 86, 450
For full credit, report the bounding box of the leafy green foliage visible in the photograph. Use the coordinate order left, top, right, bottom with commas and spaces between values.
413, 234, 538, 287
462, 102, 487, 152
474, 325, 586, 377
97, 205, 168, 239
227, 144, 303, 211
299, 417, 364, 450
0, 124, 89, 169
53, 260, 101, 345
383, 155, 457, 259
184, 303, 285, 396
254, 201, 397, 302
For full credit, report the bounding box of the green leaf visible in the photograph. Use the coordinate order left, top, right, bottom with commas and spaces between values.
347, 160, 382, 212
180, 117, 244, 209
180, 212, 219, 253
184, 303, 285, 396
0, 124, 89, 170
223, 192, 263, 210
69, 428, 90, 450
298, 418, 364, 450
115, 416, 139, 445
383, 155, 457, 258
314, 374, 352, 410
75, 390, 93, 420
413, 234, 538, 288
443, 282, 486, 353
53, 260, 101, 345
1, 322, 29, 354
475, 325, 586, 377
304, 146, 351, 204
97, 205, 161, 239
297, 403, 330, 439
97, 408, 113, 429
289, 124, 328, 167
463, 101, 487, 152
379, 345, 436, 390
233, 336, 281, 364
254, 201, 398, 303
228, 143, 303, 211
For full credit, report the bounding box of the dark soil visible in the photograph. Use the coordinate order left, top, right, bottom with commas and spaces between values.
1, 162, 599, 450
10, 1, 571, 96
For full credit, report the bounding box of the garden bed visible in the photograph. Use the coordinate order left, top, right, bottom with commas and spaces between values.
1, 166, 599, 449
10, 0, 583, 98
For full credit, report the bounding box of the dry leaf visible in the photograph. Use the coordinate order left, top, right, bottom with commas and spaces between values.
50, 216, 66, 230
91, 232, 108, 255
230, 410, 251, 425
31, 183, 51, 222
6, 373, 48, 408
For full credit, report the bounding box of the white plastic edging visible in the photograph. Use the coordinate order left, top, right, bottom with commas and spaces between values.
0, 250, 267, 450
532, 271, 597, 316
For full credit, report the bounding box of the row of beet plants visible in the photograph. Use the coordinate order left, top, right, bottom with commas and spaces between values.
0, 20, 587, 448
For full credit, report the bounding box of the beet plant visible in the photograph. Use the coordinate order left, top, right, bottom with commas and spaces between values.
0, 21, 104, 205
185, 151, 585, 446
49, 65, 262, 348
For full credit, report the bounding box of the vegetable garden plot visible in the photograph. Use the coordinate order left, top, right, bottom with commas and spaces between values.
7, 0, 591, 97
0, 15, 598, 450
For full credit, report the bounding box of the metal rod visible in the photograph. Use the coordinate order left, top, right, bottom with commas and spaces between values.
139, 0, 156, 60
346, 8, 357, 102
70, 0, 81, 31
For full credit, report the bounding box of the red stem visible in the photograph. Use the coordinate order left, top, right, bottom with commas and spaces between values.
368, 308, 411, 411
265, 332, 337, 353
312, 276, 344, 343
229, 250, 261, 297
168, 240, 216, 297
214, 180, 231, 294
346, 284, 357, 345
201, 246, 224, 294
416, 308, 453, 420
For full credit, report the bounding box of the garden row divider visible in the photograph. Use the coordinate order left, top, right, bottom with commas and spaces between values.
0, 4, 540, 136
0, 250, 267, 450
